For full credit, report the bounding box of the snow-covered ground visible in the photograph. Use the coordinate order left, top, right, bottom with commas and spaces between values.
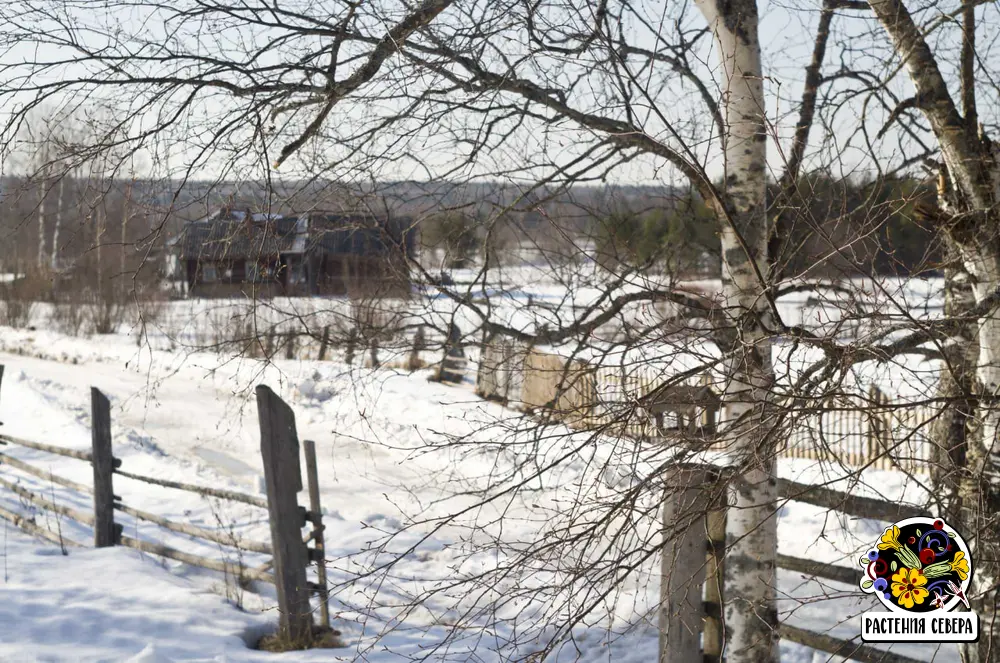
0, 311, 957, 662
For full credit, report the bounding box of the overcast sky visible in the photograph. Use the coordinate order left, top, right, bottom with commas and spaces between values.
0, 1, 994, 190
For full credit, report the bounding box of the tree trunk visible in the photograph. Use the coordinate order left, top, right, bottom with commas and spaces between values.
51, 176, 64, 272
694, 2, 777, 662
957, 248, 1000, 663
36, 171, 46, 269
868, 2, 1000, 659
121, 181, 131, 301
929, 266, 976, 504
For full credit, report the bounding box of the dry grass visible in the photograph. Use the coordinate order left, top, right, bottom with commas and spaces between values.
255, 626, 344, 652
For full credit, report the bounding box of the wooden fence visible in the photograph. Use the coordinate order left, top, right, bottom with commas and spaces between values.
0, 369, 333, 645
659, 463, 928, 663
476, 338, 937, 472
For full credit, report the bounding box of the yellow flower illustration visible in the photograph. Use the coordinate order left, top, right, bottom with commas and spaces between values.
878, 525, 902, 551
891, 567, 929, 609
950, 552, 969, 581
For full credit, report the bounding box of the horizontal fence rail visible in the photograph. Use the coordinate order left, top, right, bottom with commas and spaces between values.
114, 468, 269, 509
0, 501, 84, 549
779, 624, 925, 663
119, 535, 276, 585
114, 501, 272, 555
777, 477, 925, 523
0, 433, 93, 462
777, 553, 861, 587
0, 473, 95, 526
0, 450, 90, 493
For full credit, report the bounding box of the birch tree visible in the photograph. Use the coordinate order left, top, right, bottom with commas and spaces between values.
692, 2, 777, 659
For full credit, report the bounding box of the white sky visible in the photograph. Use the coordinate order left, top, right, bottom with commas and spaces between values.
0, 0, 994, 189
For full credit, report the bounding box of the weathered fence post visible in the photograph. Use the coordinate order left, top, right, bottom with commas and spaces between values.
436, 322, 466, 383
91, 388, 120, 547
317, 326, 330, 361
407, 326, 426, 372
302, 439, 330, 630
866, 385, 892, 469
345, 327, 357, 366
265, 329, 276, 358
256, 385, 312, 644
659, 464, 709, 663
704, 503, 727, 663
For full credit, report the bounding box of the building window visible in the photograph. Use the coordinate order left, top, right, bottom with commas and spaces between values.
202, 263, 217, 283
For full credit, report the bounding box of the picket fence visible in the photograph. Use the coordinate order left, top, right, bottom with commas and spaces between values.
478, 337, 937, 473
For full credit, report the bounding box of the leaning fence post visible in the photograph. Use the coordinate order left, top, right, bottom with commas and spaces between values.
302, 439, 330, 631
91, 387, 120, 547
704, 503, 727, 663
256, 385, 312, 644
659, 464, 709, 663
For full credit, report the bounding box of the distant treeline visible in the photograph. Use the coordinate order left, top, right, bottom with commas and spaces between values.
587, 175, 942, 279
0, 174, 940, 281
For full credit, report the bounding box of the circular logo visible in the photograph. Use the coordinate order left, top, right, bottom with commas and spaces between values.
859, 516, 972, 613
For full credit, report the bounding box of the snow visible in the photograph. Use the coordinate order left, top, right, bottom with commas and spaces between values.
0, 534, 272, 663
0, 285, 959, 661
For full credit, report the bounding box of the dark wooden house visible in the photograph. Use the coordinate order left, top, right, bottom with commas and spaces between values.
173, 207, 414, 298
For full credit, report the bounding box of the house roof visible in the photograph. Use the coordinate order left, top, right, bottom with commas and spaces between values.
176, 217, 299, 261
175, 209, 414, 261
639, 384, 720, 414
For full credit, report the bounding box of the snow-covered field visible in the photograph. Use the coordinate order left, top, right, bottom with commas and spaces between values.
0, 279, 958, 662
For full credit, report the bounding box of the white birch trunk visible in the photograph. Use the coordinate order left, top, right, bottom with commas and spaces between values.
121, 181, 131, 300
36, 171, 46, 269
51, 176, 64, 272
694, 2, 777, 662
